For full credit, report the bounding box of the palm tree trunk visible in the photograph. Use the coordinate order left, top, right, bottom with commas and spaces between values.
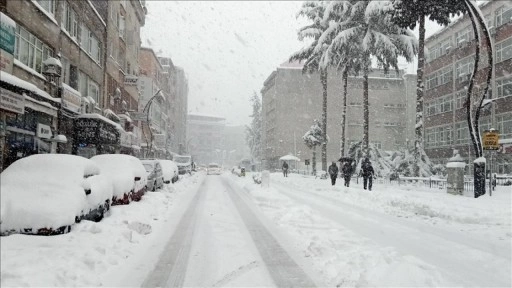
312, 147, 317, 176
362, 64, 369, 157
321, 68, 328, 171
414, 14, 426, 177
340, 68, 348, 157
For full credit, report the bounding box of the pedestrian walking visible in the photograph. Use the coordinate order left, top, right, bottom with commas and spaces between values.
282, 161, 289, 177
341, 161, 354, 187
328, 161, 339, 186
492, 174, 497, 191
359, 158, 375, 191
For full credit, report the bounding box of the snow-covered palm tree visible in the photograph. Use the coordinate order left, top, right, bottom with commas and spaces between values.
322, 0, 418, 157
303, 119, 324, 175
290, 1, 330, 172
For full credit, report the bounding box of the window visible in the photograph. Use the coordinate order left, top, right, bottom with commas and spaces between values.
14, 25, 53, 74
497, 113, 512, 138
495, 6, 512, 27
496, 38, 512, 63
497, 77, 512, 98
454, 122, 469, 145
79, 24, 101, 64
438, 66, 452, 86
426, 73, 438, 90
35, 0, 55, 16
79, 71, 101, 104
371, 142, 381, 149
61, 57, 70, 85
435, 125, 452, 146
439, 95, 453, 113
479, 117, 491, 132
440, 38, 452, 56
426, 128, 435, 147
455, 57, 474, 82
80, 24, 90, 52
119, 15, 126, 40
456, 27, 471, 47
62, 1, 78, 39
455, 90, 466, 109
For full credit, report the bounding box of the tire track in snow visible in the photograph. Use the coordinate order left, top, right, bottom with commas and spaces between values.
141, 178, 206, 288
223, 178, 317, 287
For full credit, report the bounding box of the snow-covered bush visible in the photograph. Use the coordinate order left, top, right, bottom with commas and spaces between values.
348, 142, 394, 177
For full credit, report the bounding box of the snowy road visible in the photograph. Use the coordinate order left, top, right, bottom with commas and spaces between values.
142, 175, 316, 287
270, 181, 510, 287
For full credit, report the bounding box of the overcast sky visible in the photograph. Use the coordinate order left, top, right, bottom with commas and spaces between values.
141, 1, 445, 126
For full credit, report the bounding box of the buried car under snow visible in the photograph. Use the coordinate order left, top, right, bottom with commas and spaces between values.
158, 159, 179, 184
141, 159, 165, 191
91, 154, 147, 204
0, 154, 113, 236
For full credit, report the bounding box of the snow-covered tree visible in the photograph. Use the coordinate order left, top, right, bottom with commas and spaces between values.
245, 92, 262, 163
321, 1, 418, 157
391, 0, 465, 177
347, 141, 394, 178
290, 1, 330, 172
303, 119, 324, 175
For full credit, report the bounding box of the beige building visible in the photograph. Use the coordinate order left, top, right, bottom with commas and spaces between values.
261, 61, 416, 170
423, 1, 512, 174
174, 67, 189, 154
187, 114, 225, 165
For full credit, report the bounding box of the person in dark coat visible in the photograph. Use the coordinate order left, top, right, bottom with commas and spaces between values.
359, 158, 375, 191
328, 161, 339, 186
341, 161, 354, 187
282, 161, 289, 177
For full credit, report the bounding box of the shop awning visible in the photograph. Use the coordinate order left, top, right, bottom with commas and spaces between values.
25, 95, 58, 117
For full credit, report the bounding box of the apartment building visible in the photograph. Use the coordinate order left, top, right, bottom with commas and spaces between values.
423, 1, 512, 174
261, 61, 416, 170
174, 66, 189, 154
0, 0, 111, 166
187, 114, 226, 165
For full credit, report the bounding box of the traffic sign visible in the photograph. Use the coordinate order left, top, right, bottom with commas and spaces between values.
483, 130, 499, 150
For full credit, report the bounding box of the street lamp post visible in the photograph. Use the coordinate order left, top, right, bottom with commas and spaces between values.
142, 89, 164, 158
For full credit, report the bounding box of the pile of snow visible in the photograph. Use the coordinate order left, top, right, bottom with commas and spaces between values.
0, 155, 108, 233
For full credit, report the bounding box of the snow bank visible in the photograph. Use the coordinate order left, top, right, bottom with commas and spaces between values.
0, 155, 101, 232
446, 162, 466, 168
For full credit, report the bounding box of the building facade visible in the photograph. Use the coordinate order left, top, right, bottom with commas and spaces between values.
423, 1, 512, 174
174, 66, 188, 154
0, 0, 114, 168
261, 61, 417, 170
187, 114, 225, 165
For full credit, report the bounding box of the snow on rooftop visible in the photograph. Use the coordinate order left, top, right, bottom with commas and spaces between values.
474, 157, 486, 163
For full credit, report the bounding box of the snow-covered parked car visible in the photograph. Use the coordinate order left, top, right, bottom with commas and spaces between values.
91, 154, 147, 204
0, 154, 113, 236
158, 159, 179, 184
141, 159, 164, 191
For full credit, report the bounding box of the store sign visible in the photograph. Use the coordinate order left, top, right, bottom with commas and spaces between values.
0, 12, 15, 73
0, 88, 24, 114
483, 130, 500, 150
154, 134, 166, 148
36, 123, 52, 139
75, 118, 120, 145
124, 75, 138, 86
61, 84, 82, 113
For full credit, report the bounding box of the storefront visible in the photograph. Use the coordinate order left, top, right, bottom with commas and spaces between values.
58, 83, 82, 154
73, 114, 121, 158
1, 72, 59, 171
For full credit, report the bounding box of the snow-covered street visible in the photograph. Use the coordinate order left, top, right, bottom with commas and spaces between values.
1, 171, 511, 287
